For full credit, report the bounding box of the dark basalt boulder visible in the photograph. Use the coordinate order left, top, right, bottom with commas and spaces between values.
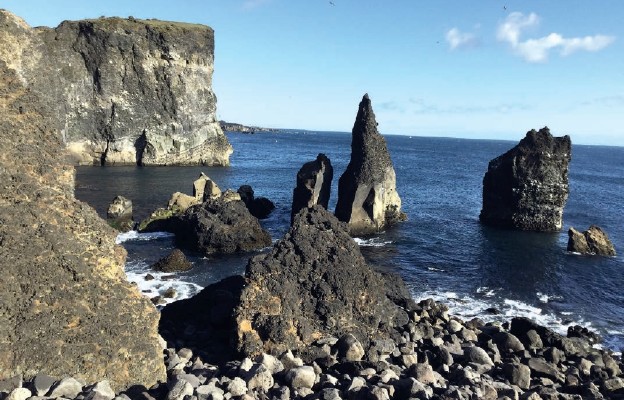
160, 206, 416, 362
171, 197, 272, 255
567, 225, 616, 256
237, 185, 275, 219
291, 153, 333, 224
335, 94, 404, 235
480, 127, 571, 231
151, 249, 193, 272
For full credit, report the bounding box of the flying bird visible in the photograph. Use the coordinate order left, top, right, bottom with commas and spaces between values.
329, 1, 335, 5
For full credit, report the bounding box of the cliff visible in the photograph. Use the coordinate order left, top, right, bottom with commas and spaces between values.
219, 120, 279, 134
0, 56, 165, 389
0, 10, 232, 166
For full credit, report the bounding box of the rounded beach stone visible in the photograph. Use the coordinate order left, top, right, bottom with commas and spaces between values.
49, 377, 83, 399
7, 388, 31, 400
285, 366, 316, 389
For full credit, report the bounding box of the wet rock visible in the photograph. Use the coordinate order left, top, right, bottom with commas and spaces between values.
335, 94, 404, 235
480, 127, 571, 231
567, 225, 616, 256
151, 249, 193, 273
171, 197, 271, 255
237, 185, 275, 219
291, 153, 333, 224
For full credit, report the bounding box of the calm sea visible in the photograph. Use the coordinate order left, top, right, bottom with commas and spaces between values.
75, 131, 624, 352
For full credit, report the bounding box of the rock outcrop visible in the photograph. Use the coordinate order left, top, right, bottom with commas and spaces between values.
291, 154, 333, 224
237, 185, 275, 219
171, 197, 272, 255
335, 94, 404, 235
106, 195, 134, 231
567, 225, 616, 256
0, 10, 232, 166
152, 249, 193, 272
480, 127, 571, 231
0, 60, 165, 389
160, 206, 415, 362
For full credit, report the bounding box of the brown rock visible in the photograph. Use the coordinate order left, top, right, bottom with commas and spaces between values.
567, 225, 616, 256
0, 58, 165, 390
151, 249, 193, 273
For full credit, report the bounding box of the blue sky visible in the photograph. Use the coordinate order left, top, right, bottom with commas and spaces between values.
3, 0, 623, 145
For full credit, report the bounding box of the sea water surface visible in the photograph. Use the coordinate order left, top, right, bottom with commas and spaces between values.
76, 131, 624, 352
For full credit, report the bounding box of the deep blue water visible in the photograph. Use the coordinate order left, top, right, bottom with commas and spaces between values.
75, 131, 624, 352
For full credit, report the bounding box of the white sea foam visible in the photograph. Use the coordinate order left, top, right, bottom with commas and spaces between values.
413, 290, 590, 337
127, 270, 202, 307
427, 266, 446, 272
476, 287, 496, 297
537, 292, 564, 303
116, 230, 175, 244
354, 237, 392, 247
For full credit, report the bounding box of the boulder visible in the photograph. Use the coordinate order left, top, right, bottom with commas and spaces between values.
171, 197, 272, 255
160, 206, 415, 362
193, 173, 222, 201
567, 225, 616, 256
167, 192, 200, 213
0, 59, 164, 390
106, 195, 134, 232
335, 94, 404, 235
237, 185, 275, 219
152, 249, 193, 272
480, 127, 571, 231
291, 153, 333, 224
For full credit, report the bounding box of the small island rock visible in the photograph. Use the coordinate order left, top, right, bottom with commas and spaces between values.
106, 195, 134, 232
480, 127, 571, 231
291, 154, 333, 224
335, 94, 404, 235
567, 225, 616, 256
152, 249, 193, 272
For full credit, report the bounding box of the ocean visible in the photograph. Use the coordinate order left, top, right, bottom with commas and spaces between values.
75, 131, 624, 353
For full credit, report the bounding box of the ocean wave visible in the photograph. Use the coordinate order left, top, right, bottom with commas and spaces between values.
537, 292, 564, 304
127, 270, 202, 307
354, 237, 392, 247
116, 230, 175, 244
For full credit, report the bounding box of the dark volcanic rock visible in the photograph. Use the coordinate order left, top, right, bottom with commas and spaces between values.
152, 249, 193, 272
237, 185, 275, 219
160, 206, 415, 362
236, 206, 415, 358
479, 127, 571, 231
171, 197, 272, 255
335, 94, 404, 235
0, 10, 231, 166
291, 153, 333, 224
0, 60, 164, 389
567, 225, 616, 256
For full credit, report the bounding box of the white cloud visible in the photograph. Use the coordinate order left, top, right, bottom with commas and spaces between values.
497, 12, 615, 62
445, 28, 479, 50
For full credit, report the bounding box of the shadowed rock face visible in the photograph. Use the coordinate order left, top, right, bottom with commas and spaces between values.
335, 94, 403, 235
0, 10, 232, 166
160, 206, 415, 362
291, 153, 333, 224
480, 127, 571, 231
0, 61, 165, 390
568, 225, 616, 256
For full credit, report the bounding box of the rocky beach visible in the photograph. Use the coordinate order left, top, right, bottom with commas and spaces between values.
1, 8, 623, 400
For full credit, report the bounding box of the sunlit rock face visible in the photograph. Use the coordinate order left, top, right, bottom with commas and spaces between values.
0, 58, 165, 390
0, 10, 232, 166
480, 127, 571, 232
335, 94, 404, 235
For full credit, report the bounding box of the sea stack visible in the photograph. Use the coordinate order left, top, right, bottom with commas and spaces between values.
480, 127, 571, 231
335, 94, 403, 235
0, 10, 232, 166
291, 153, 333, 224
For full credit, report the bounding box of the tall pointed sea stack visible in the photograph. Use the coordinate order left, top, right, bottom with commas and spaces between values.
335, 94, 403, 235
480, 127, 571, 231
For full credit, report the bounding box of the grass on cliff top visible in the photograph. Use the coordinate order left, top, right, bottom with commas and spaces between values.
81, 16, 211, 32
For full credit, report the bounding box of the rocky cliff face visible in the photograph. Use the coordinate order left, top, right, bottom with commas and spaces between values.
0, 60, 165, 389
335, 94, 404, 235
480, 127, 571, 231
0, 10, 231, 166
